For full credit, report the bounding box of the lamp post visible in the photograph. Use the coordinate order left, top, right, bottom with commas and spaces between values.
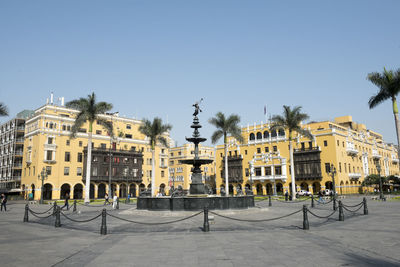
38, 167, 48, 204
330, 164, 337, 196
376, 161, 384, 200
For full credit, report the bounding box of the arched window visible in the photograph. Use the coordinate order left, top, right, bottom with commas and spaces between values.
249, 133, 255, 141
263, 131, 269, 139
271, 130, 277, 138
256, 132, 262, 140
278, 129, 285, 137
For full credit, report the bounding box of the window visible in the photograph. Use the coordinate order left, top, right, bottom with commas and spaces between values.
100, 143, 106, 149
265, 166, 271, 175
77, 153, 83, 162
126, 124, 131, 129
79, 141, 82, 147
77, 167, 82, 176
46, 166, 52, 175
257, 148, 261, 153
78, 128, 87, 133
342, 141, 345, 147
273, 146, 277, 152
46, 150, 53, 161
170, 152, 173, 156
178, 152, 181, 156
170, 160, 174, 165
161, 170, 165, 177
324, 140, 328, 147
245, 150, 247, 155
66, 140, 70, 146
275, 166, 282, 175
339, 163, 342, 173
325, 163, 331, 173
255, 167, 261, 176
337, 140, 339, 146
92, 166, 98, 176
249, 133, 255, 141
131, 146, 136, 152
125, 134, 132, 139
65, 152, 70, 162
64, 167, 70, 176
48, 137, 53, 144
134, 158, 137, 164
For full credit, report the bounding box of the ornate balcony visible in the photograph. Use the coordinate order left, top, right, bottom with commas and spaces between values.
372, 150, 382, 160
348, 173, 361, 180
346, 142, 358, 156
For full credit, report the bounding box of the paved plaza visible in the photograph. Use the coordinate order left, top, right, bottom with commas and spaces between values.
0, 196, 399, 267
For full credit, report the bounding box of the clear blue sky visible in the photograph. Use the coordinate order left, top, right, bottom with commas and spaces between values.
1, 0, 399, 146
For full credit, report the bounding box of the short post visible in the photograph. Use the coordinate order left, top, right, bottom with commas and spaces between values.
303, 205, 309, 230
311, 195, 314, 208
333, 197, 337, 211
116, 197, 120, 210
53, 201, 57, 216
285, 193, 288, 202
73, 200, 77, 213
363, 197, 368, 215
23, 204, 29, 222
268, 195, 272, 207
55, 206, 61, 228
338, 200, 344, 221
203, 206, 210, 232
100, 209, 107, 235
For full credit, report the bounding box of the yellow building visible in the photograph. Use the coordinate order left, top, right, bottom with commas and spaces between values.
21, 99, 172, 201
169, 144, 215, 193
215, 116, 399, 195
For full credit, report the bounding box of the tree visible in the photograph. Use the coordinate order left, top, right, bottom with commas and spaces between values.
271, 105, 313, 200
209, 112, 243, 195
0, 103, 8, 117
367, 68, 400, 162
66, 93, 113, 203
139, 117, 172, 196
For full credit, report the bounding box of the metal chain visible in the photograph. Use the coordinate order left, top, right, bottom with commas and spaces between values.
28, 209, 54, 219
307, 209, 337, 219
209, 209, 302, 223
342, 205, 364, 213
60, 211, 102, 223
341, 202, 363, 208
106, 210, 203, 225
28, 206, 54, 215
274, 197, 311, 203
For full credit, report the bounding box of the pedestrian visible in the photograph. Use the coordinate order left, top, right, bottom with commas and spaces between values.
284, 190, 289, 201
318, 190, 324, 204
112, 194, 118, 209
1, 193, 7, 211
104, 193, 110, 205
61, 193, 70, 210
127, 193, 130, 203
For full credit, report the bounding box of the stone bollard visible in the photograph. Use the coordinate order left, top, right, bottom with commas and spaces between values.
23, 204, 29, 222
311, 195, 314, 208
268, 195, 272, 207
55, 206, 61, 228
338, 200, 344, 221
333, 197, 337, 211
100, 209, 107, 235
116, 198, 120, 210
303, 205, 309, 230
73, 200, 77, 213
203, 206, 210, 232
53, 201, 57, 216
363, 197, 368, 215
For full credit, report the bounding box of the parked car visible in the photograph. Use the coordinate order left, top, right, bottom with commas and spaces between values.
296, 190, 312, 197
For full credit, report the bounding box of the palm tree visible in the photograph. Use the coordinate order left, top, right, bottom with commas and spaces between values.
66, 93, 113, 203
367, 67, 400, 161
209, 112, 243, 195
139, 117, 172, 196
0, 103, 8, 116
271, 105, 313, 200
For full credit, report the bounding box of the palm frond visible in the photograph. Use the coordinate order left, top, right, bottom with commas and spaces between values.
69, 111, 86, 138
0, 103, 8, 116
97, 118, 114, 138
211, 130, 224, 144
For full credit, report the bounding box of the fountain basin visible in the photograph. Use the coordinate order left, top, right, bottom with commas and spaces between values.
137, 195, 255, 211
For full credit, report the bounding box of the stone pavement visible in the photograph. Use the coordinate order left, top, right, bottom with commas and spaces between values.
0, 196, 399, 266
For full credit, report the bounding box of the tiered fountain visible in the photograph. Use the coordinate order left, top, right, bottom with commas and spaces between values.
137, 101, 254, 211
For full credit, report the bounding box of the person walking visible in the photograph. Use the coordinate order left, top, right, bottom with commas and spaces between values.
112, 194, 118, 209
61, 193, 70, 210
318, 190, 324, 204
1, 193, 7, 211
104, 193, 110, 205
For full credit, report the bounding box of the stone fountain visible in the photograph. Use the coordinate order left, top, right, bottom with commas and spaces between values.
137, 101, 254, 211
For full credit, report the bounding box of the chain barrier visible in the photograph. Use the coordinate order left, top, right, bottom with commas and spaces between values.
28, 209, 54, 219
60, 211, 102, 223
80, 202, 107, 207
314, 198, 334, 205
341, 202, 364, 208
106, 210, 203, 225
209, 209, 302, 223
307, 209, 337, 219
342, 204, 364, 213
27, 206, 54, 215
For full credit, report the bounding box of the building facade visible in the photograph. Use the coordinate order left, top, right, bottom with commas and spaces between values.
169, 144, 216, 193
21, 99, 172, 200
215, 116, 400, 195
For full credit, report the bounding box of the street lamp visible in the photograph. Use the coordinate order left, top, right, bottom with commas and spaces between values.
38, 167, 48, 204
329, 164, 337, 210
376, 161, 384, 200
